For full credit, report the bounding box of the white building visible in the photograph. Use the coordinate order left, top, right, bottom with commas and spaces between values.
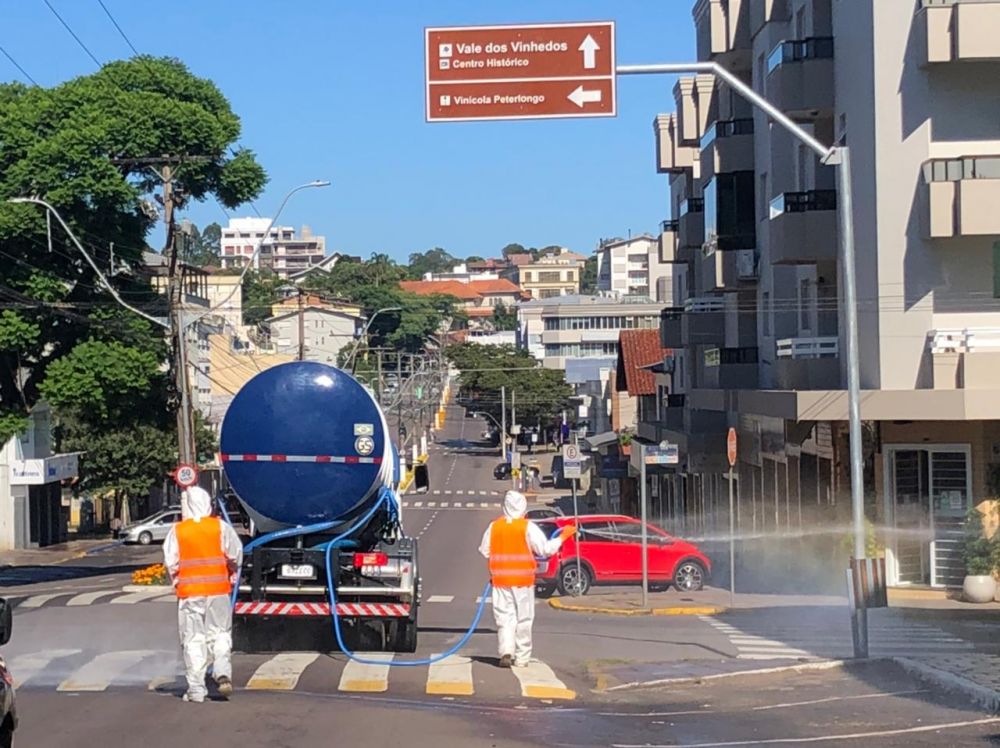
595, 234, 675, 303
220, 218, 326, 279
265, 306, 363, 364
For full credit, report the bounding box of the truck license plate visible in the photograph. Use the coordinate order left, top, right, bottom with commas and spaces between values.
279, 563, 315, 580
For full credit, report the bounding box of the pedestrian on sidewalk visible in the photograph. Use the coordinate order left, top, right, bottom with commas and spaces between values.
164, 486, 243, 703
479, 490, 575, 668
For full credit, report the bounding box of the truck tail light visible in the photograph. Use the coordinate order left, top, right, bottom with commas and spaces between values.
353, 552, 389, 568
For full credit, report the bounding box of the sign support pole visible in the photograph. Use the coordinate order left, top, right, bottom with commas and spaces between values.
728, 464, 736, 609
639, 443, 649, 609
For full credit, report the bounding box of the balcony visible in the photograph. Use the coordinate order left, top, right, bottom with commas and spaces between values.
699, 248, 759, 292
700, 119, 755, 181
923, 156, 1000, 238
658, 220, 680, 263
749, 0, 790, 38
768, 190, 838, 264
702, 346, 760, 389
678, 197, 706, 250
765, 37, 835, 120
694, 0, 752, 71
673, 76, 716, 145
929, 328, 1000, 389
661, 307, 684, 348
774, 336, 841, 389
685, 297, 727, 346
654, 114, 696, 174
919, 0, 1000, 65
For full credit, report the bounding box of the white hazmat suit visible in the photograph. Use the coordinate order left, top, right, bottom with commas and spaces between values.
164, 486, 243, 702
479, 491, 567, 667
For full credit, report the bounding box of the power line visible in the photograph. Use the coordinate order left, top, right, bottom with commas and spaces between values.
94, 0, 140, 56
0, 43, 39, 85
43, 0, 103, 67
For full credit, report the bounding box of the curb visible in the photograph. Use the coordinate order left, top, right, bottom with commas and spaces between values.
602, 658, 852, 692
894, 657, 1000, 713
120, 584, 171, 593
548, 597, 726, 617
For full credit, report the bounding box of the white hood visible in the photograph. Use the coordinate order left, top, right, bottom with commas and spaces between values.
503, 490, 527, 521
181, 486, 213, 522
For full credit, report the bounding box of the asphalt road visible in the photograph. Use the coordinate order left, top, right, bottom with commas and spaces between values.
3, 406, 999, 746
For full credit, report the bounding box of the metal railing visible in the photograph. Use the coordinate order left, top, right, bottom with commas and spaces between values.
922, 156, 1000, 183
776, 336, 839, 359
685, 296, 726, 313
680, 197, 705, 215
929, 328, 1000, 353
661, 219, 680, 232
769, 189, 837, 218
700, 118, 755, 150
767, 36, 834, 73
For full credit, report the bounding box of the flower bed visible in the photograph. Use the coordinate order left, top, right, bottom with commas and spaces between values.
131, 563, 169, 586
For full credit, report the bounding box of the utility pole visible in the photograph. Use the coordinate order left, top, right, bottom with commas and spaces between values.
162, 165, 196, 466
501, 386, 507, 462
297, 288, 306, 361
397, 352, 404, 448
376, 349, 383, 405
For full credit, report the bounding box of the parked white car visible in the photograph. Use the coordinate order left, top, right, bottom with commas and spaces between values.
116, 507, 181, 545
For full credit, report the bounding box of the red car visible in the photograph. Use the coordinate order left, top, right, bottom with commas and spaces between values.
534, 514, 711, 597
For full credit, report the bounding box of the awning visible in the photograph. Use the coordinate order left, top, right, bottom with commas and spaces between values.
9, 453, 80, 486
581, 431, 619, 451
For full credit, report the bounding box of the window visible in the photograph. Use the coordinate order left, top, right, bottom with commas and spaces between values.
539, 271, 561, 283
763, 291, 771, 336
578, 521, 615, 542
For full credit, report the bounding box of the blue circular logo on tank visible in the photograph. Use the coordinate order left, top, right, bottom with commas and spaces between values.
221, 362, 386, 527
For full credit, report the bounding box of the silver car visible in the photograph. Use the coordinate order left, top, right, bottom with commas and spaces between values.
118, 507, 182, 545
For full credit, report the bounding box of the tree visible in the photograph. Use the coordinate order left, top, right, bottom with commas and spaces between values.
407, 247, 458, 279
492, 303, 517, 331
501, 243, 530, 260
446, 343, 573, 426
181, 221, 222, 267
0, 57, 266, 441
580, 255, 598, 293
242, 270, 283, 327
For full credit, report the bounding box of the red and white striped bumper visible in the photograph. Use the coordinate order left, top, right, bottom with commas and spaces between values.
221, 454, 383, 465
235, 601, 411, 617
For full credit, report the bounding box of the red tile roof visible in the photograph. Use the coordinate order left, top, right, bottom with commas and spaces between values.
616, 329, 669, 396
399, 280, 481, 300
466, 279, 522, 295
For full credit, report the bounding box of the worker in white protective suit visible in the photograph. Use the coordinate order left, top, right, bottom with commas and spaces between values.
164, 486, 243, 703
479, 491, 575, 668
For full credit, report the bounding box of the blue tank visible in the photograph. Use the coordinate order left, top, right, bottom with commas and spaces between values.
221, 362, 392, 531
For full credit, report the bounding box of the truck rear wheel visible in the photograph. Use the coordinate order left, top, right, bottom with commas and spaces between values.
387, 617, 418, 653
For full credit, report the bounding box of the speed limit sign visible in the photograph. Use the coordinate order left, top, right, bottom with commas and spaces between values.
174, 463, 199, 489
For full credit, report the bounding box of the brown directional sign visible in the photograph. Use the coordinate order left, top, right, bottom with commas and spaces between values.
425, 21, 616, 122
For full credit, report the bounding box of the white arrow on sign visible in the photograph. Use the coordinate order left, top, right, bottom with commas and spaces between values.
578, 34, 600, 69
568, 85, 602, 108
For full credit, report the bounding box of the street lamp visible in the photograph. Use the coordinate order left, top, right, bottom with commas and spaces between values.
345, 306, 403, 373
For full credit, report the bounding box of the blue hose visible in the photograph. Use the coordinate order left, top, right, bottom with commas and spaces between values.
228, 486, 493, 666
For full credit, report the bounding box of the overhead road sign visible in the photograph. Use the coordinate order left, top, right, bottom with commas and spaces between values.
425, 21, 616, 122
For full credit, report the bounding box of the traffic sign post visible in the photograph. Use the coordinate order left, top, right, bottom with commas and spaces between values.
425, 22, 616, 122
727, 428, 737, 608
174, 463, 198, 490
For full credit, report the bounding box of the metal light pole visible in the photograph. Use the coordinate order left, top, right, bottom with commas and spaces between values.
639, 443, 649, 609
345, 306, 403, 372
617, 61, 864, 649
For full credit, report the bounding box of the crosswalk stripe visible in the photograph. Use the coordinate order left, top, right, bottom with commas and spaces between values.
476, 596, 493, 604
21, 593, 70, 608
432, 490, 440, 495
111, 589, 168, 605
414, 501, 423, 508
339, 653, 393, 692
66, 590, 120, 607
57, 650, 154, 692
426, 654, 474, 696
428, 502, 437, 508
246, 653, 319, 690
466, 502, 475, 508
511, 660, 575, 700
426, 595, 454, 603
480, 502, 489, 508
440, 502, 449, 508
445, 490, 453, 495
9, 649, 81, 687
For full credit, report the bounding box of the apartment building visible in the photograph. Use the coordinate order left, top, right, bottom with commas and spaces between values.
220, 217, 326, 278
641, 0, 1000, 590
596, 234, 677, 302
515, 253, 583, 298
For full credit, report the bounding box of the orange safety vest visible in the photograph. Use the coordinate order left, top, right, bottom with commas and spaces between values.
175, 516, 232, 599
488, 518, 536, 589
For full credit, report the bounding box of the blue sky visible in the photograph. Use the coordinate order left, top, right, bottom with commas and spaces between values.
1, 1, 695, 262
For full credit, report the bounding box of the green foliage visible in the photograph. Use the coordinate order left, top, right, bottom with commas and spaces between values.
580, 255, 598, 293
842, 518, 884, 559
964, 506, 997, 576
242, 270, 283, 326
407, 247, 458, 279
492, 303, 517, 331
181, 221, 222, 267
501, 243, 529, 259
446, 343, 573, 425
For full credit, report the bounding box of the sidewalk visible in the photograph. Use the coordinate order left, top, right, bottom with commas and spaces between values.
896, 654, 1000, 711
0, 538, 119, 567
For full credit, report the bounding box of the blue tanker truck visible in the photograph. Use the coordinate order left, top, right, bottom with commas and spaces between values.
220, 361, 421, 652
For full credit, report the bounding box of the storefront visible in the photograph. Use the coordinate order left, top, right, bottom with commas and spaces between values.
4, 453, 78, 549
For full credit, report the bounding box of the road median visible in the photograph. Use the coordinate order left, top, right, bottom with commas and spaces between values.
548, 596, 725, 617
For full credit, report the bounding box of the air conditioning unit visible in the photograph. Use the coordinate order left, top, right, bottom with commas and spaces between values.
736, 249, 759, 279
